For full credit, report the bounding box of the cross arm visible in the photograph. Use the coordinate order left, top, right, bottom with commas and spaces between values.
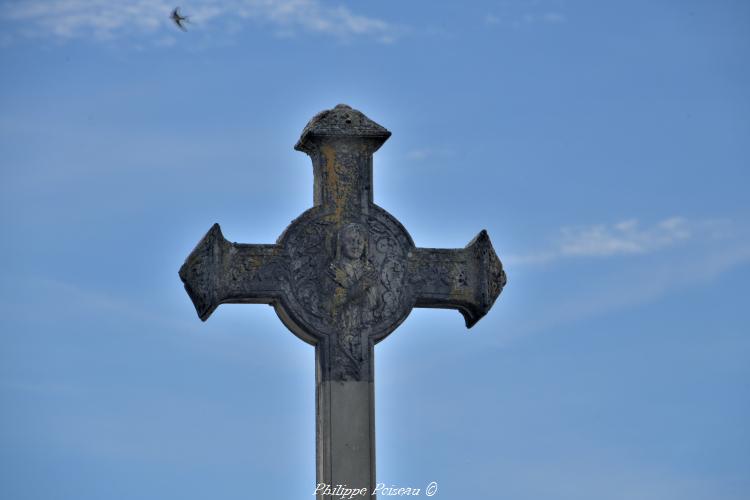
179, 224, 288, 321
408, 230, 506, 328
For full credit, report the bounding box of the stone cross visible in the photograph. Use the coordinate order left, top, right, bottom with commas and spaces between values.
179, 104, 506, 499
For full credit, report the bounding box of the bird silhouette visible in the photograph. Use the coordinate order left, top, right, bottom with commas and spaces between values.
170, 7, 189, 31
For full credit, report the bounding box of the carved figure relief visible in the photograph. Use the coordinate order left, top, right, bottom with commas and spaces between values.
328, 223, 381, 331
282, 208, 413, 347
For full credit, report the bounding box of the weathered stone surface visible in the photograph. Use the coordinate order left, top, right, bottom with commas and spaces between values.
295, 103, 391, 154
179, 104, 506, 498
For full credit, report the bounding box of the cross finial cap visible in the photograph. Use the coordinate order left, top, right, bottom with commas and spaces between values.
294, 103, 391, 154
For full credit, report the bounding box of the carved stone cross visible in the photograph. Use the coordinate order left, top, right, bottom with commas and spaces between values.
179, 104, 506, 499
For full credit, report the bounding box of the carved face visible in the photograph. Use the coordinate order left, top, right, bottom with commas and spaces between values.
341, 224, 366, 260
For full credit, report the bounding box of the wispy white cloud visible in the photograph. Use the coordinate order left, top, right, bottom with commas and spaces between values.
559, 217, 690, 257
0, 0, 400, 44
494, 216, 749, 342
503, 236, 750, 342
507, 217, 728, 266
1, 0, 169, 39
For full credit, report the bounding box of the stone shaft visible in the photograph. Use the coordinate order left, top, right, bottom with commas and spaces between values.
317, 343, 376, 496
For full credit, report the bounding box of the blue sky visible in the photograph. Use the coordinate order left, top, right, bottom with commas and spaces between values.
1, 1, 748, 499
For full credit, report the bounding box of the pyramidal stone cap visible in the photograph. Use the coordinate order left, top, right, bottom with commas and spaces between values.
294, 103, 392, 154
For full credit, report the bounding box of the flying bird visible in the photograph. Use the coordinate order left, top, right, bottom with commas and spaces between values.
170, 7, 189, 31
